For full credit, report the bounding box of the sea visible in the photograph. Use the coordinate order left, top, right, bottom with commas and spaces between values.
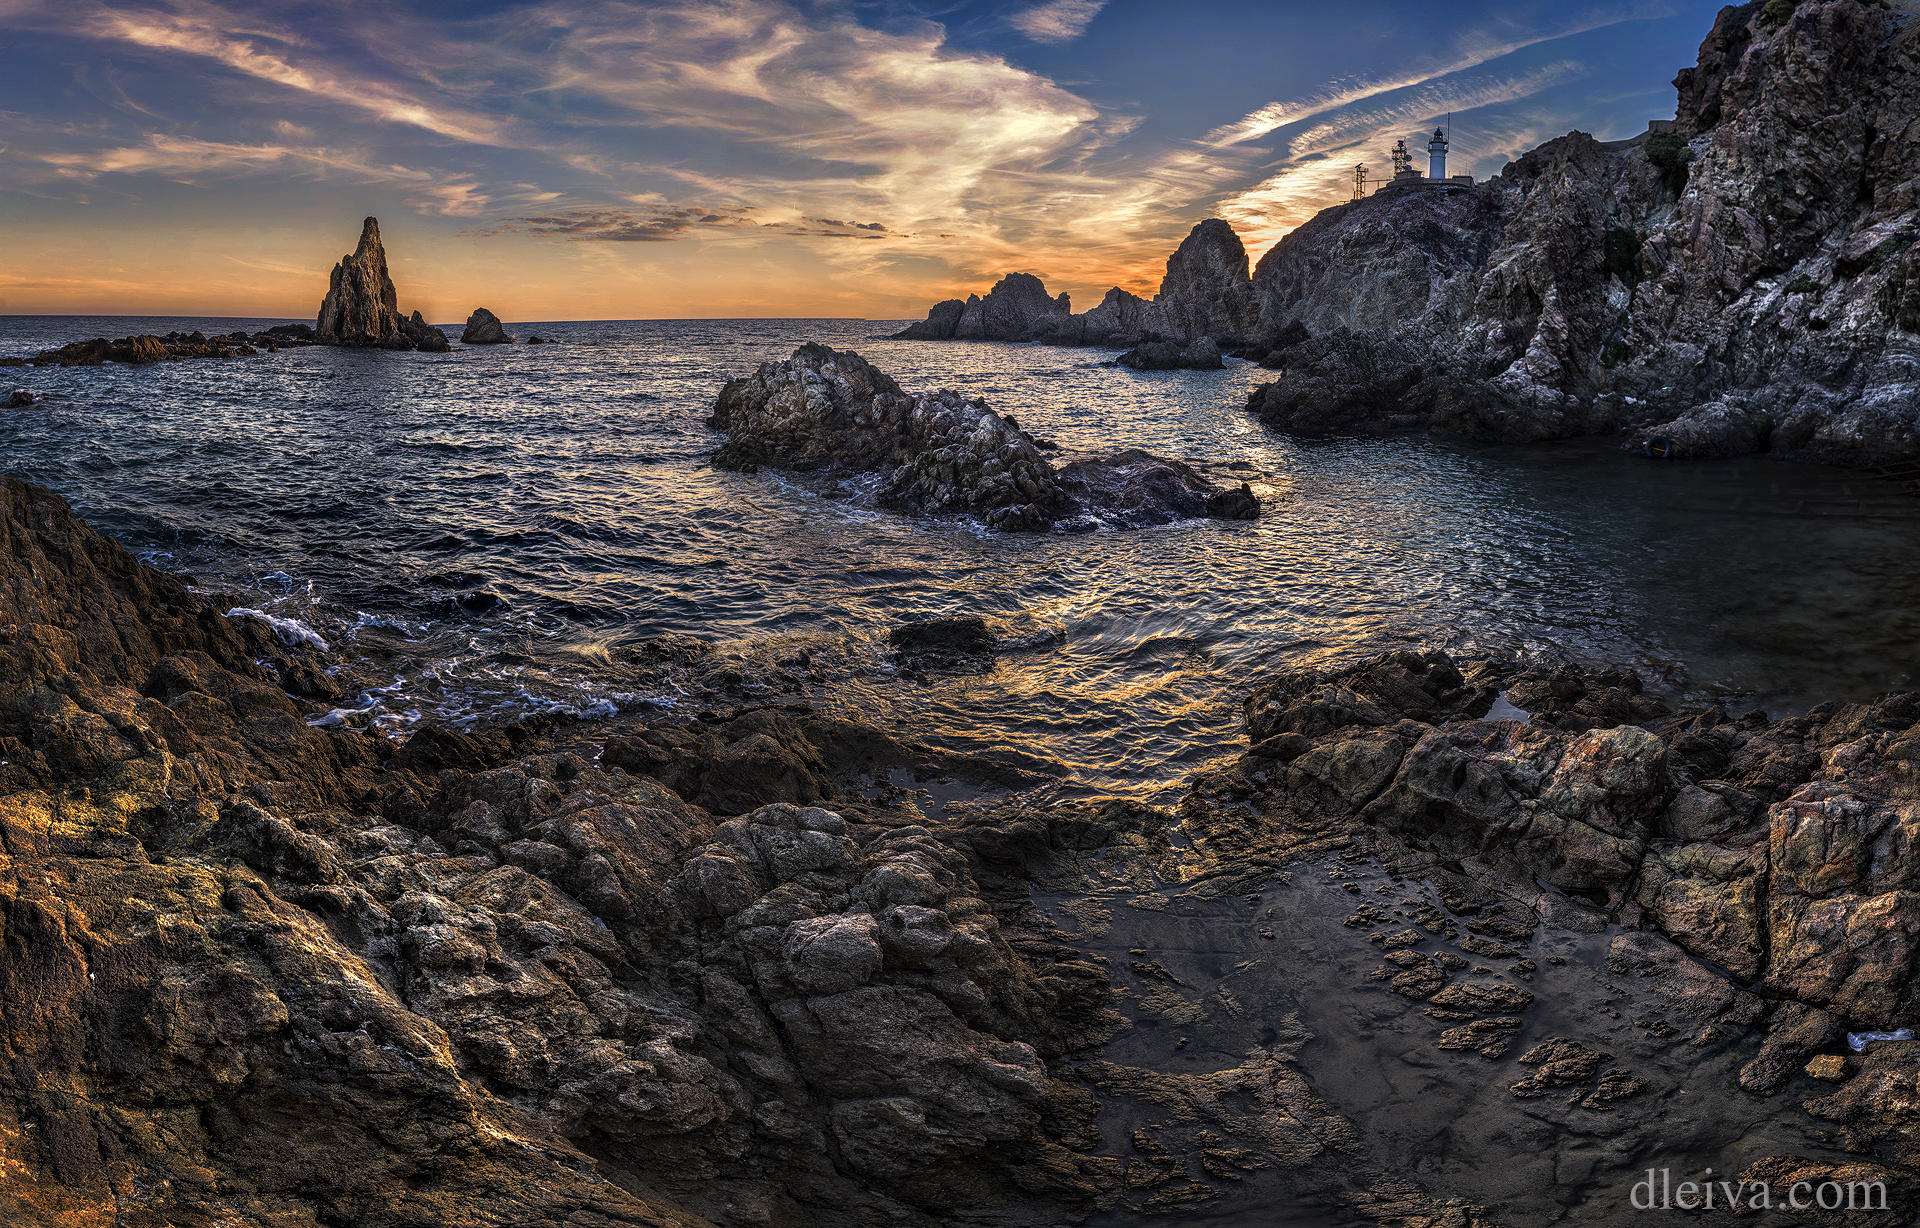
6, 313, 1919, 803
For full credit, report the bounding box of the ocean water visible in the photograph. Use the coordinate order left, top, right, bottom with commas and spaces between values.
5, 313, 1920, 801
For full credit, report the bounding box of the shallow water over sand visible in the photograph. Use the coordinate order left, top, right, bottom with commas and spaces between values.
5, 314, 1920, 800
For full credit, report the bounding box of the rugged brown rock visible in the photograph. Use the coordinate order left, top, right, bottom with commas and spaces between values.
315, 217, 450, 351
461, 307, 513, 345
708, 343, 1259, 530
9, 475, 1920, 1221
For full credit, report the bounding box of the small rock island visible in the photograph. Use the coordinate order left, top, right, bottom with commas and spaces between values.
315, 217, 449, 351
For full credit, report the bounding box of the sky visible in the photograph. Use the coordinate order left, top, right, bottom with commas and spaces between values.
0, 0, 1729, 321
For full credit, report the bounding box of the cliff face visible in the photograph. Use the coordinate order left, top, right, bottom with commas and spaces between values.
316, 217, 450, 351
897, 0, 1920, 461
1248, 0, 1920, 461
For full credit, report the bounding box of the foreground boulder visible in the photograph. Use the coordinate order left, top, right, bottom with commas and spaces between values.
315, 217, 449, 351
461, 307, 513, 344
709, 343, 1259, 530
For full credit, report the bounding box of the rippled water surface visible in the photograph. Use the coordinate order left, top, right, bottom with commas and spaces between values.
6, 314, 1920, 801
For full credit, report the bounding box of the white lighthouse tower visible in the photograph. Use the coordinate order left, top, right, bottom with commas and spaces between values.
1427, 127, 1449, 179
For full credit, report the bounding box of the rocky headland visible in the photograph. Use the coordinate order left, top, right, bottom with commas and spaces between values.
900, 0, 1920, 465
316, 216, 450, 351
708, 343, 1260, 530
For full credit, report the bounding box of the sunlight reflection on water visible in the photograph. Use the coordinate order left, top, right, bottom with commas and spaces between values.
5, 315, 1920, 801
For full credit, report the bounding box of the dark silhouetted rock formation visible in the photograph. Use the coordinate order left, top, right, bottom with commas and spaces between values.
710, 343, 1259, 530
1155, 219, 1259, 346
1118, 336, 1223, 370
461, 307, 513, 344
315, 217, 449, 351
892, 220, 1259, 352
894, 273, 1073, 342
4, 326, 322, 368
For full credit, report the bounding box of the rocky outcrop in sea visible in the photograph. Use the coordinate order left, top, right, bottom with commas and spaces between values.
461, 307, 513, 344
893, 220, 1261, 350
1, 325, 316, 368
708, 343, 1260, 530
315, 217, 449, 351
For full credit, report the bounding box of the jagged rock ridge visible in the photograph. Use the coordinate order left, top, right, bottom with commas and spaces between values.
893, 219, 1260, 349
315, 217, 450, 351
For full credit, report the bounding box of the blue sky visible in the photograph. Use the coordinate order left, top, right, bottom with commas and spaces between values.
0, 0, 1727, 318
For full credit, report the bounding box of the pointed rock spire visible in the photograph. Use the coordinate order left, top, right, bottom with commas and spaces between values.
314, 217, 447, 350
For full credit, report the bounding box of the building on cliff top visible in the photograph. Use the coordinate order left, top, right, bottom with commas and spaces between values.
1361, 125, 1473, 198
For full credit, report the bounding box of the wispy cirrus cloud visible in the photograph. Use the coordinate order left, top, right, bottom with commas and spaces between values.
1010, 0, 1107, 44
0, 0, 1701, 316
480, 205, 900, 242
19, 132, 503, 215
70, 0, 514, 145
1202, 4, 1665, 149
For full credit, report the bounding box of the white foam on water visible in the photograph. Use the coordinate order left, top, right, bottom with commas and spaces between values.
226, 607, 330, 651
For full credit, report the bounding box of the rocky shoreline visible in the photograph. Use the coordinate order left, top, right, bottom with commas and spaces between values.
3, 463, 1920, 1225
895, 0, 1920, 467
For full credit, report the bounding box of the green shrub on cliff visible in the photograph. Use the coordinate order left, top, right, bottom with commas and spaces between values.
1646, 132, 1694, 193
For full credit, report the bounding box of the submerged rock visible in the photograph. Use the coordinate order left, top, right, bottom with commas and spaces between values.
461, 307, 513, 344
315, 217, 445, 351
709, 343, 1261, 531
889, 616, 997, 665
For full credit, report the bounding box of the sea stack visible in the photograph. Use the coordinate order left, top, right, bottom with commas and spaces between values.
461, 308, 512, 344
315, 217, 449, 351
